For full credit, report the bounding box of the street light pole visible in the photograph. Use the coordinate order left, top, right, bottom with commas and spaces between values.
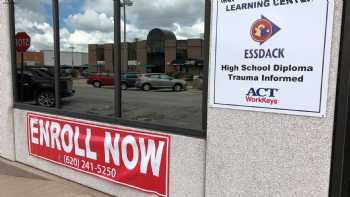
123, 3, 126, 45
69, 46, 75, 69
121, 0, 133, 72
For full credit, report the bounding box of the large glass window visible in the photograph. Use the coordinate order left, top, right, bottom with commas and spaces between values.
14, 0, 54, 106
121, 0, 205, 130
58, 0, 115, 118
13, 0, 207, 136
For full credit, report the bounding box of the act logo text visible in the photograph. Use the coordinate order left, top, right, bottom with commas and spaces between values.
245, 88, 279, 105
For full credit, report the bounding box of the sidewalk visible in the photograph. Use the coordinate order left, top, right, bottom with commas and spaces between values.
0, 158, 112, 197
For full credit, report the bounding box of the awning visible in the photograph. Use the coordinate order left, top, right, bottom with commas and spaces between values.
136, 64, 157, 68
170, 58, 204, 66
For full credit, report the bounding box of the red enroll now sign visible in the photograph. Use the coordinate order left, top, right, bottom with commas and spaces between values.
27, 113, 170, 197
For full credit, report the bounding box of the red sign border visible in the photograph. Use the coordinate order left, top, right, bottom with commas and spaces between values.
26, 112, 171, 197
15, 32, 31, 52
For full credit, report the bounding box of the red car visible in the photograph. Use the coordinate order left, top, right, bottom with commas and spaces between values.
87, 72, 141, 89
87, 73, 114, 88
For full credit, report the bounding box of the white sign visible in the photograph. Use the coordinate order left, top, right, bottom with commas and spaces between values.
209, 0, 334, 117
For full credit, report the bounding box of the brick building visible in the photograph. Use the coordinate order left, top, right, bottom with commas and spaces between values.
88, 43, 128, 73
16, 51, 44, 66
88, 28, 204, 75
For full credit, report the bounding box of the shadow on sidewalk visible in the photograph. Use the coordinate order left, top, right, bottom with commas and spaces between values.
0, 160, 47, 180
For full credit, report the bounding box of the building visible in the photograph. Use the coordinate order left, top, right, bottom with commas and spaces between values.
15, 50, 88, 68
88, 28, 204, 75
16, 51, 44, 66
42, 50, 88, 67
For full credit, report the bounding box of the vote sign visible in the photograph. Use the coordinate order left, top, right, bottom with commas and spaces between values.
15, 32, 31, 52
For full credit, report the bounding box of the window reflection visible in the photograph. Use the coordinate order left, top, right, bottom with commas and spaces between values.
14, 0, 205, 131
59, 0, 115, 117
121, 0, 205, 130
15, 0, 56, 107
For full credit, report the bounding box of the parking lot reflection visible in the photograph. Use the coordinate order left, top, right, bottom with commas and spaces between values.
62, 79, 202, 130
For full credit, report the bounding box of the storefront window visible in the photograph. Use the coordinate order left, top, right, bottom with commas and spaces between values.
14, 0, 55, 106
121, 0, 205, 130
12, 0, 207, 137
58, 0, 115, 117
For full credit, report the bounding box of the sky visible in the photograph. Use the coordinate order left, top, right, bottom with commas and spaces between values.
14, 0, 205, 52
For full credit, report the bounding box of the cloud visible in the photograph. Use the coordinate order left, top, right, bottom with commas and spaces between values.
60, 28, 114, 52
83, 0, 113, 16
14, 0, 205, 52
82, 0, 205, 39
173, 20, 205, 40
15, 1, 54, 51
65, 9, 114, 33
127, 0, 205, 31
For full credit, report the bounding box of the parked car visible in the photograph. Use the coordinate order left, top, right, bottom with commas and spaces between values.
87, 72, 140, 90
135, 73, 187, 91
17, 69, 75, 107
81, 70, 93, 78
87, 73, 114, 88
121, 73, 141, 90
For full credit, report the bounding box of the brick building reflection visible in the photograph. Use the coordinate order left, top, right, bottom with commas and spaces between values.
88, 28, 204, 76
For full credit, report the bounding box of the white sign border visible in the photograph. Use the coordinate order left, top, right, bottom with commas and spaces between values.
208, 0, 335, 118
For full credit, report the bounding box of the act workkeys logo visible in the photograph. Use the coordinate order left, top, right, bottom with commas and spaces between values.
250, 15, 281, 45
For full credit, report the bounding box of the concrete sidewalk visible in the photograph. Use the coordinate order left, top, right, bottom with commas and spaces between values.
0, 158, 113, 197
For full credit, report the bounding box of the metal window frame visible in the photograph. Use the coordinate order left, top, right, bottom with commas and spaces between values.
329, 0, 350, 196
8, 0, 17, 102
52, 0, 61, 109
8, 0, 210, 139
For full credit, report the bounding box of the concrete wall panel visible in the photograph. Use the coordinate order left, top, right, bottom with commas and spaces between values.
0, 1, 16, 160
14, 109, 205, 197
205, 1, 343, 197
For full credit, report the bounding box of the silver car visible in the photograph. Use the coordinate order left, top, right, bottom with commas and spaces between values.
135, 73, 187, 91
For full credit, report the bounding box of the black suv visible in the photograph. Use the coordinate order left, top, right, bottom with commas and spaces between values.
17, 68, 75, 107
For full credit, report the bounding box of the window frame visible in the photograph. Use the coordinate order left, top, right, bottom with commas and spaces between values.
329, 1, 350, 196
8, 0, 210, 139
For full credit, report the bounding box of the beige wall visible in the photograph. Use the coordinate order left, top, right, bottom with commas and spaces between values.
205, 1, 343, 197
13, 109, 206, 197
0, 0, 15, 160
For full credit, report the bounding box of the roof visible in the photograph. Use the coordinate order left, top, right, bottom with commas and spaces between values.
147, 28, 176, 44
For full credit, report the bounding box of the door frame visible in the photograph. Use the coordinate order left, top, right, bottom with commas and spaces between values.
330, 1, 350, 196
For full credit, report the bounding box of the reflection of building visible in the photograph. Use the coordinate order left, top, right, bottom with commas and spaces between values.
88, 28, 204, 75
42, 50, 88, 67
88, 44, 115, 73
16, 50, 88, 68
16, 51, 44, 66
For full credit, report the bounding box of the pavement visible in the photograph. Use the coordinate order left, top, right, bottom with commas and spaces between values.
61, 79, 203, 130
0, 157, 112, 197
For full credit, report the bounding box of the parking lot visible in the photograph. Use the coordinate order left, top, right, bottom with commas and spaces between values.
60, 79, 203, 131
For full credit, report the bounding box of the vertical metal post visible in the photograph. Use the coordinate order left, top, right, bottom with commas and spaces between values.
329, 1, 350, 196
20, 52, 24, 101
123, 3, 128, 73
123, 3, 126, 45
114, 0, 122, 117
202, 0, 211, 132
8, 0, 18, 102
52, 0, 61, 109
70, 46, 75, 69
